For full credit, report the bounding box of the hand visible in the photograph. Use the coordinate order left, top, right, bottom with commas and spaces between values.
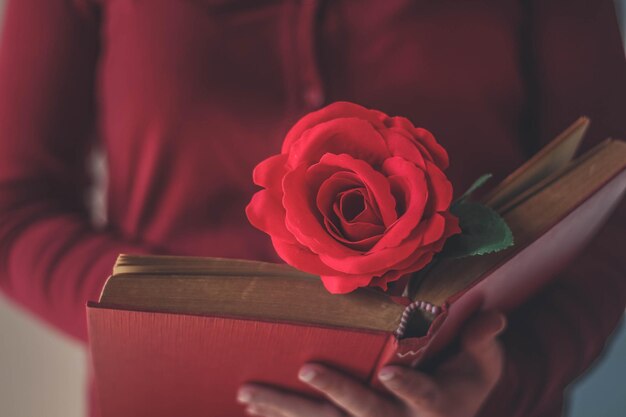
237, 311, 506, 417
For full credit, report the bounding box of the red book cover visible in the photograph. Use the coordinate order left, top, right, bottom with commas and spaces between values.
87, 309, 392, 417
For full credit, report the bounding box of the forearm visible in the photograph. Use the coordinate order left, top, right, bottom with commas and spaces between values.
0, 203, 154, 340
0, 0, 154, 341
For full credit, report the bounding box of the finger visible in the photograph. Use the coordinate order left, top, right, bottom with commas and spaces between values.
245, 403, 286, 417
298, 364, 397, 417
460, 311, 506, 382
378, 366, 440, 412
237, 384, 342, 417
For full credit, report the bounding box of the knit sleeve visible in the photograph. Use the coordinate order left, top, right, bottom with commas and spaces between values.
0, 0, 154, 342
478, 1, 626, 415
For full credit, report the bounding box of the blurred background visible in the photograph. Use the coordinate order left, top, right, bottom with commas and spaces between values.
0, 1, 624, 416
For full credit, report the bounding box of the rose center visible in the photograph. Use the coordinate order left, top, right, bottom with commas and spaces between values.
338, 189, 366, 222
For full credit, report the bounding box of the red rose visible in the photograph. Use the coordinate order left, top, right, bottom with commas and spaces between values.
246, 102, 460, 294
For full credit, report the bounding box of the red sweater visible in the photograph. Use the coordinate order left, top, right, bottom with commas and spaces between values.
0, 0, 624, 416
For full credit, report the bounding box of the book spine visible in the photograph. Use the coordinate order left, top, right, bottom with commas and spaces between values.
368, 334, 432, 390
368, 300, 445, 389
394, 300, 442, 339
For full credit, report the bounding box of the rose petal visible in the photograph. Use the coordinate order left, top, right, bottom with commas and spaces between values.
320, 274, 375, 294
283, 165, 361, 258
316, 172, 363, 221
316, 153, 397, 227
318, 235, 417, 275
386, 116, 449, 169
337, 218, 385, 243
282, 102, 387, 154
367, 251, 434, 291
333, 189, 383, 232
381, 128, 427, 169
324, 217, 383, 251
370, 157, 429, 251
417, 213, 447, 246
386, 245, 437, 275
424, 161, 454, 213
311, 166, 386, 227
414, 127, 450, 169
252, 154, 289, 189
395, 251, 434, 277
287, 118, 390, 168
318, 213, 446, 275
367, 271, 403, 292
384, 214, 458, 274
441, 210, 462, 237
351, 196, 382, 224
271, 237, 338, 276
336, 188, 366, 221
245, 190, 294, 242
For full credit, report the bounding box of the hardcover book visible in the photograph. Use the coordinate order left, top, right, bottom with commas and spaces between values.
87, 119, 626, 417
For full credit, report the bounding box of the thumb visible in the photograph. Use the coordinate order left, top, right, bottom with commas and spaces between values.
461, 311, 506, 352
460, 311, 506, 382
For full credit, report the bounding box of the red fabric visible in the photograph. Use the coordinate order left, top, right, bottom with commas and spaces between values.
0, 0, 624, 416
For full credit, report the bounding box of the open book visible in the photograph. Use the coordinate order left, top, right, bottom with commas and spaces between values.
87, 119, 626, 417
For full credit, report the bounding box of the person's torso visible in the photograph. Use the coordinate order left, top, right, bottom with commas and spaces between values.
95, 0, 529, 260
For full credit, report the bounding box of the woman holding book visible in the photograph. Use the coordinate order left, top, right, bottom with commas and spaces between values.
0, 0, 624, 416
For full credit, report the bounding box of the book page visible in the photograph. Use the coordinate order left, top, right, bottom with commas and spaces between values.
484, 117, 589, 210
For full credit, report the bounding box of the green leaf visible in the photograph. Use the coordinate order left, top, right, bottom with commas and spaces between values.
454, 173, 493, 206
443, 202, 514, 258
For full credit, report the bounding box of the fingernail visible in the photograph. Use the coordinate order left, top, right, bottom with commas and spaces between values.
493, 315, 507, 335
378, 368, 396, 382
237, 388, 253, 404
298, 366, 317, 383
246, 406, 261, 416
